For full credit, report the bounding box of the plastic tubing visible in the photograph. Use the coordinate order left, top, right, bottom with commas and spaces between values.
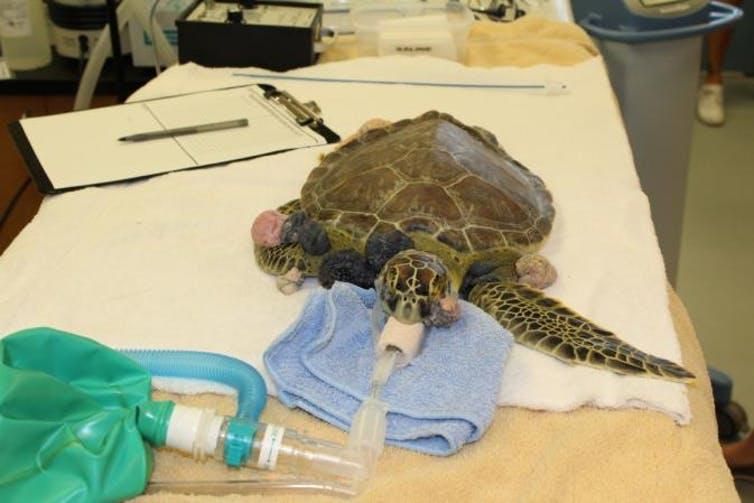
120, 349, 267, 420
125, 348, 377, 496
124, 344, 402, 496
73, 0, 176, 111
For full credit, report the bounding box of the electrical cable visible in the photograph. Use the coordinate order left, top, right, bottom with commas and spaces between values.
149, 0, 164, 75
0, 177, 32, 233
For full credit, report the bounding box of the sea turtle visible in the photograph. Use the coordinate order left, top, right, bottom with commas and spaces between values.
251, 111, 694, 382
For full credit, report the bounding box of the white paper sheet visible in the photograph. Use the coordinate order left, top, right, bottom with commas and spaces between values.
17, 85, 328, 190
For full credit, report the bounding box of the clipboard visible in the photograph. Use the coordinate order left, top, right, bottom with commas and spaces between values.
8, 84, 340, 194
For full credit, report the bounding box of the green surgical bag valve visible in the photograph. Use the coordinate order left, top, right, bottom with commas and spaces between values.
137, 401, 373, 490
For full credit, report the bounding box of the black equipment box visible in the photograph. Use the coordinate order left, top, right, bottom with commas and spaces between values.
176, 0, 322, 71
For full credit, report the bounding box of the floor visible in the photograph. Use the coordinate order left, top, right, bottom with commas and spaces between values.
677, 73, 754, 430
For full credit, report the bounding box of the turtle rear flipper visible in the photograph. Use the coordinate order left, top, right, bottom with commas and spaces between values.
468, 282, 695, 383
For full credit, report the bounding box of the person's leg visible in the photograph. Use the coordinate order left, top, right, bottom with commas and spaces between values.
723, 430, 754, 469
697, 0, 743, 125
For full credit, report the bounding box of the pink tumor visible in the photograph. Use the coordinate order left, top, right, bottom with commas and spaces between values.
440, 296, 461, 321
251, 210, 287, 247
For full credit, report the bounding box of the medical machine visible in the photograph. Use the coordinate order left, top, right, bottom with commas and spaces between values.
175, 0, 323, 71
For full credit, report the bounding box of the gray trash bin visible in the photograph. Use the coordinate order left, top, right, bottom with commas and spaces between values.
571, 0, 742, 285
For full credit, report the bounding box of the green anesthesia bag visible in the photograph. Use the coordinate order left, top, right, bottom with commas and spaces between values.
0, 327, 153, 502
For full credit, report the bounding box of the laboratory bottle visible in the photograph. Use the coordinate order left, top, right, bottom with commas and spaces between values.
0, 0, 52, 70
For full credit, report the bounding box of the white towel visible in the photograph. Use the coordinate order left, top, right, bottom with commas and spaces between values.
0, 56, 690, 423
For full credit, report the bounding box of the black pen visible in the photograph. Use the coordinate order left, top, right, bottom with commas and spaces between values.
118, 118, 249, 142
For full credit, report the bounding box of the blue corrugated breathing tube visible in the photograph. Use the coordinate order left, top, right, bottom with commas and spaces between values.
120, 348, 267, 420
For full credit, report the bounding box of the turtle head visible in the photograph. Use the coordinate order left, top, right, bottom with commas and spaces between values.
375, 250, 460, 327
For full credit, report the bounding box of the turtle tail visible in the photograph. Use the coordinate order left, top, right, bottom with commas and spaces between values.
468, 281, 695, 383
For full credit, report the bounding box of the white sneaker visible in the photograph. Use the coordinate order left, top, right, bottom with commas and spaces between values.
697, 83, 725, 126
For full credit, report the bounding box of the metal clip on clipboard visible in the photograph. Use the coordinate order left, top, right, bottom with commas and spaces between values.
263, 88, 322, 126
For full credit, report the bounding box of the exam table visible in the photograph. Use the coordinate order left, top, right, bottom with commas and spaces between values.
0, 16, 739, 501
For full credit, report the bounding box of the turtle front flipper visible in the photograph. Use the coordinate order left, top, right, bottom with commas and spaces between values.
468, 281, 695, 383
254, 242, 312, 276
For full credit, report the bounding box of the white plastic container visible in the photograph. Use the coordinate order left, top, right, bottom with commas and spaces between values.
128, 0, 190, 67
0, 0, 52, 70
351, 1, 473, 61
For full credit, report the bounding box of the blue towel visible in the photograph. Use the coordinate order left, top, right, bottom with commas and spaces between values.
263, 282, 514, 456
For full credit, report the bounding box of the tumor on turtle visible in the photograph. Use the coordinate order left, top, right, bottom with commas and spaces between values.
251, 111, 694, 383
